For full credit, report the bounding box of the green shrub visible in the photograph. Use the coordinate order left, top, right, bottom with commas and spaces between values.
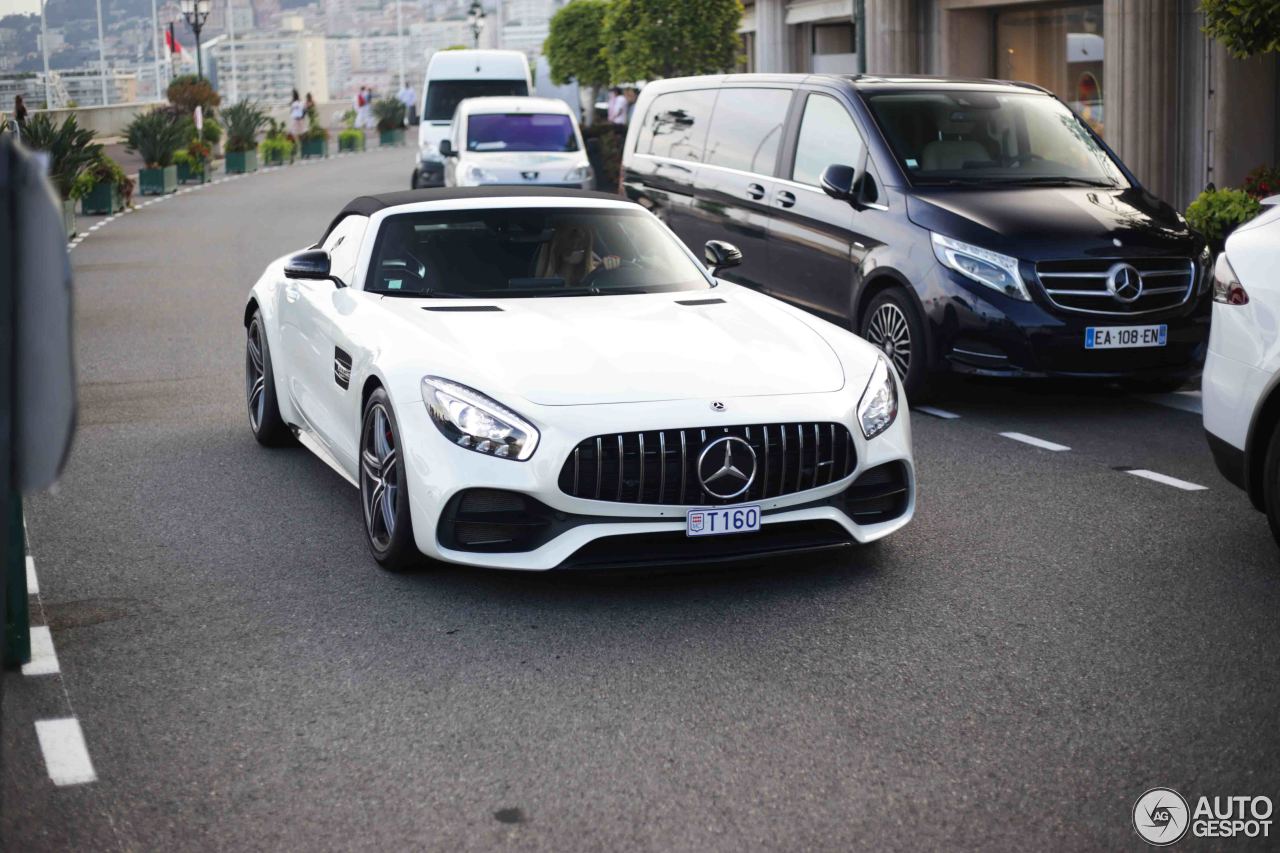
338, 128, 364, 148
301, 114, 329, 142
372, 97, 406, 132
260, 134, 296, 162
124, 107, 187, 168
84, 151, 134, 207
1185, 187, 1263, 245
18, 113, 102, 199
222, 100, 269, 153
166, 74, 221, 113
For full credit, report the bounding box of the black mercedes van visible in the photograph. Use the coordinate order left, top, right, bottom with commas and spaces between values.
621, 74, 1211, 398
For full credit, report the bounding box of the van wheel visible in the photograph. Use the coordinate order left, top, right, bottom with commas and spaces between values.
861, 289, 928, 401
1262, 421, 1280, 547
411, 168, 421, 189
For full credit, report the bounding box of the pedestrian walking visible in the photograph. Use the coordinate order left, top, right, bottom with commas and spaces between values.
290, 89, 305, 136
624, 86, 639, 125
356, 86, 374, 130
304, 92, 316, 122
398, 81, 417, 126
606, 87, 627, 125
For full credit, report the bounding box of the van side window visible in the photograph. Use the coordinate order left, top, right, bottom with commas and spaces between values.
791, 94, 864, 187
703, 87, 791, 175
636, 89, 717, 163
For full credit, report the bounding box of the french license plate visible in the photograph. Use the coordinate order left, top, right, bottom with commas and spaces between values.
1085, 324, 1168, 349
686, 505, 760, 537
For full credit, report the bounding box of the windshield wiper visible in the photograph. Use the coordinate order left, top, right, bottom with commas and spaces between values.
987, 176, 1119, 188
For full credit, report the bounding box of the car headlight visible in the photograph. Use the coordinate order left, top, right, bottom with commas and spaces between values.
857, 355, 899, 440
422, 376, 539, 460
931, 232, 1030, 301
419, 141, 439, 161
463, 164, 494, 185
564, 164, 593, 183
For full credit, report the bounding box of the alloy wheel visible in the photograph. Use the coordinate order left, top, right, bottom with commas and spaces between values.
246, 320, 266, 431
866, 302, 912, 378
361, 404, 400, 550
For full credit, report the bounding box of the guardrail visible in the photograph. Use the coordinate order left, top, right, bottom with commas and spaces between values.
30, 100, 358, 140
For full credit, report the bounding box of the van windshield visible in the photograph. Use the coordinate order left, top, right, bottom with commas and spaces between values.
423, 79, 528, 122
467, 113, 579, 152
864, 91, 1128, 188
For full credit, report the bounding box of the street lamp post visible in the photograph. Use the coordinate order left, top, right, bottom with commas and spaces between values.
179, 0, 211, 81
467, 0, 485, 49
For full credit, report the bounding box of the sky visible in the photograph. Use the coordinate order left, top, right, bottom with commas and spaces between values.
1, 0, 43, 16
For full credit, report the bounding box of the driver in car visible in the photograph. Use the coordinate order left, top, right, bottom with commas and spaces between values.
537, 223, 621, 287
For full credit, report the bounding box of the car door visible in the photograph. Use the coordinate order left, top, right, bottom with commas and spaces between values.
689, 86, 794, 291
278, 214, 368, 458
622, 88, 717, 249
768, 91, 875, 320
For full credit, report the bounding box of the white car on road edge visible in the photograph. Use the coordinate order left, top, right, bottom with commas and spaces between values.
244, 188, 915, 570
1203, 197, 1280, 542
440, 96, 593, 190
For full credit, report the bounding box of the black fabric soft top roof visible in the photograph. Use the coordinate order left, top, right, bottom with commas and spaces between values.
321, 186, 626, 242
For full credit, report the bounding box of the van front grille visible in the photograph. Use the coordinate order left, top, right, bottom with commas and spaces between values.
1036, 258, 1195, 316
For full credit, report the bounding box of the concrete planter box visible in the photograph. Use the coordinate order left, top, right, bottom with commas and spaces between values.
62, 199, 77, 239
300, 137, 327, 158
139, 164, 177, 196
80, 182, 122, 215
262, 148, 295, 167
379, 128, 405, 147
226, 150, 258, 174
176, 160, 206, 184
338, 133, 365, 152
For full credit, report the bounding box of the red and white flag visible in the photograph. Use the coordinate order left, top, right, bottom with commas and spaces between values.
165, 29, 182, 55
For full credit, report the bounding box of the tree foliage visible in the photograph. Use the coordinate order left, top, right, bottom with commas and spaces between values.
20, 113, 102, 199
545, 0, 611, 88
123, 107, 188, 168
166, 73, 221, 115
1200, 0, 1280, 58
603, 0, 743, 81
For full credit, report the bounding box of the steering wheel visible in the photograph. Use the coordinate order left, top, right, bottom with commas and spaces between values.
578, 258, 639, 290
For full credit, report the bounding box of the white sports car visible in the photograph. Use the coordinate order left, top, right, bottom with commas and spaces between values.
244, 188, 915, 570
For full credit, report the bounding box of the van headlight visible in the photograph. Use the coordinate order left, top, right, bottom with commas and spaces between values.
419, 141, 440, 162
463, 164, 495, 185
564, 164, 593, 183
422, 376, 539, 460
931, 232, 1030, 301
857, 355, 899, 440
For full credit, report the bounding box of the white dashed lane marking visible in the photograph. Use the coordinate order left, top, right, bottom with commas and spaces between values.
914, 406, 961, 420
35, 719, 97, 786
1122, 468, 1208, 491
1000, 432, 1071, 452
22, 626, 60, 676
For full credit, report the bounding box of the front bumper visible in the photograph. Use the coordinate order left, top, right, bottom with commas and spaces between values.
398, 391, 915, 570
415, 159, 444, 187
922, 265, 1210, 381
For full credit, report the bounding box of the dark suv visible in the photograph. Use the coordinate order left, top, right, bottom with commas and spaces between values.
621, 74, 1211, 398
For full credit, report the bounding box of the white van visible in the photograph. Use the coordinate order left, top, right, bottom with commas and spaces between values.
412, 49, 532, 188
440, 96, 592, 189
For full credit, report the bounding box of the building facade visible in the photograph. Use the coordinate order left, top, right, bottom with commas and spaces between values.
209, 29, 329, 105
740, 0, 1279, 207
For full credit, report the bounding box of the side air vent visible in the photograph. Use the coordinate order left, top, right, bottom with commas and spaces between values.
422, 305, 504, 313
675, 298, 727, 306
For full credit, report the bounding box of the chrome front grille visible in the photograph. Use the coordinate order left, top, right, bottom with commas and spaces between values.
1036, 257, 1195, 316
558, 423, 857, 506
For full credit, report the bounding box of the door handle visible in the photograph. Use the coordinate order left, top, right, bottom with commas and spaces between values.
746, 183, 765, 200
775, 190, 796, 209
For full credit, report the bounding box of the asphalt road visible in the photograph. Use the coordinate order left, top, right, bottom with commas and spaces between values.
4, 146, 1279, 852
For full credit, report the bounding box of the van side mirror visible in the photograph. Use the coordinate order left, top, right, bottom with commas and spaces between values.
704, 240, 742, 275
439, 138, 455, 157
821, 163, 866, 208
284, 250, 345, 287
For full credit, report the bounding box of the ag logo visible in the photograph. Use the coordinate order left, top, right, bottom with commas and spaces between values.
1133, 787, 1190, 846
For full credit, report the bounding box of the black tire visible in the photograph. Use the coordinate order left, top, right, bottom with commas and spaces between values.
246, 310, 294, 447
411, 168, 421, 189
1263, 421, 1280, 547
860, 288, 929, 401
359, 388, 420, 571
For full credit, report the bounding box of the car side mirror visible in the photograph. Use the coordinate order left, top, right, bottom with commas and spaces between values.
704, 240, 742, 275
284, 250, 345, 287
821, 163, 866, 208
439, 138, 455, 157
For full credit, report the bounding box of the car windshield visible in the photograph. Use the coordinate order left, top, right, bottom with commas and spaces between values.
864, 90, 1128, 188
366, 208, 711, 297
467, 113, 579, 152
423, 80, 527, 122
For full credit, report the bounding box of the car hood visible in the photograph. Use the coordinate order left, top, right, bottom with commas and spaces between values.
905, 186, 1200, 259
464, 150, 586, 181
379, 287, 845, 406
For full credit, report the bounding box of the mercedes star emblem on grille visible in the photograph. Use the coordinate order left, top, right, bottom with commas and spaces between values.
521, 171, 539, 181
696, 436, 757, 500
710, 400, 726, 412
1106, 262, 1144, 303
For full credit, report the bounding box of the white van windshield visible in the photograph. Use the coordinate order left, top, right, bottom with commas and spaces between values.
866, 90, 1128, 188
423, 79, 528, 122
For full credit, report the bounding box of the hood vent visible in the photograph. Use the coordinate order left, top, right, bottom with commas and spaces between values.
675, 298, 726, 306
422, 305, 504, 313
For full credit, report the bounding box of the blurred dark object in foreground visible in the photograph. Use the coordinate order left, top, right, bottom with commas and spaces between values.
1, 133, 77, 670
